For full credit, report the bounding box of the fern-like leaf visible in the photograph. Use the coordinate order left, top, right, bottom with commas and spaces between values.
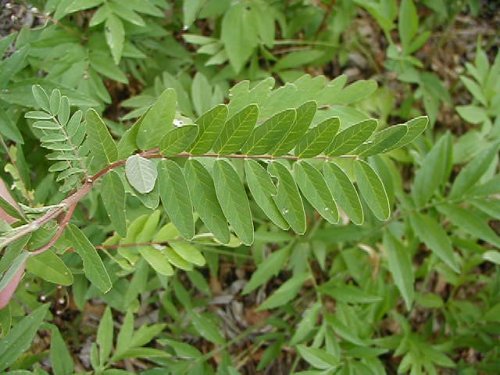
26, 86, 88, 192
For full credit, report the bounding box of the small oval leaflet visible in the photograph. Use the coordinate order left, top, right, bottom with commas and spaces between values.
125, 154, 158, 194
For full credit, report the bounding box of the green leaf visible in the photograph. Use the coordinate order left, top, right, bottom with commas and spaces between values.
158, 160, 194, 239
105, 14, 125, 65
58, 96, 70, 126
323, 163, 363, 225
152, 222, 178, 243
242, 109, 297, 155
118, 214, 148, 264
32, 85, 50, 112
102, 171, 127, 237
26, 250, 73, 286
213, 104, 259, 154
336, 79, 378, 105
0, 304, 49, 371
137, 89, 177, 150
66, 224, 112, 293
183, 0, 204, 28
412, 133, 452, 207
410, 213, 460, 272
296, 345, 339, 370
295, 117, 340, 158
258, 273, 309, 310
191, 72, 212, 116
354, 160, 390, 220
275, 49, 324, 70
244, 160, 289, 230
460, 76, 487, 105
159, 339, 202, 359
456, 105, 488, 124
399, 0, 418, 51
139, 247, 174, 276
221, 3, 259, 72
190, 104, 228, 154
25, 111, 53, 120
319, 284, 381, 304
0, 251, 28, 293
135, 210, 160, 244
108, 1, 145, 26
113, 347, 168, 361
356, 125, 408, 157
326, 119, 377, 156
0, 46, 28, 88
0, 194, 23, 221
290, 302, 322, 345
190, 312, 225, 344
213, 159, 254, 245
483, 251, 500, 265
164, 246, 193, 271
170, 242, 206, 267
125, 155, 158, 194
117, 117, 141, 159
0, 107, 23, 143
50, 327, 74, 375
115, 310, 134, 356
0, 236, 28, 275
449, 143, 499, 199
294, 161, 339, 223
272, 101, 317, 156
66, 0, 104, 13
383, 231, 414, 310
184, 159, 230, 244
159, 125, 198, 156
268, 162, 306, 234
437, 205, 500, 248
86, 109, 118, 169
326, 314, 368, 346
242, 245, 291, 295
97, 307, 114, 366
386, 116, 428, 151
472, 198, 500, 220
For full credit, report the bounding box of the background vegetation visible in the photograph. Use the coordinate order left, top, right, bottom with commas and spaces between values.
0, 0, 498, 374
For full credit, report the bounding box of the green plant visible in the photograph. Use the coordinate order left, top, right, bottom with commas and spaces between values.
1, 74, 426, 298
0, 1, 499, 374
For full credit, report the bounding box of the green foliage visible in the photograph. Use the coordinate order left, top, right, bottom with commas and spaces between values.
0, 0, 498, 374
66, 224, 112, 293
27, 86, 87, 192
0, 304, 49, 371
